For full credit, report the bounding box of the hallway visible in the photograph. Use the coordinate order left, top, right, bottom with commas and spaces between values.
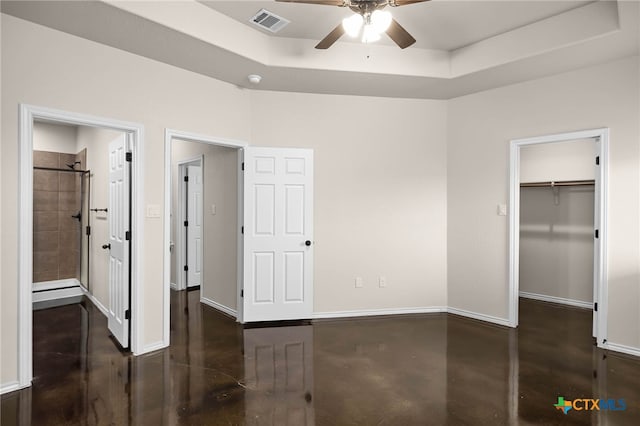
1, 292, 639, 425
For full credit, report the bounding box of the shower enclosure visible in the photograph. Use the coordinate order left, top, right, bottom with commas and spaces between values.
33, 149, 91, 291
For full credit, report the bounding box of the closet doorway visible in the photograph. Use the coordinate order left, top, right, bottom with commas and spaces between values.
509, 128, 609, 348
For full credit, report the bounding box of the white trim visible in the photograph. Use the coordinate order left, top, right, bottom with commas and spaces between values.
604, 342, 640, 358
80, 288, 109, 317
519, 291, 593, 310
32, 287, 83, 303
163, 129, 247, 350
32, 278, 80, 292
509, 128, 608, 346
18, 104, 146, 390
0, 381, 23, 395
312, 306, 446, 319
447, 307, 511, 327
142, 341, 167, 354
170, 282, 178, 291
200, 296, 238, 318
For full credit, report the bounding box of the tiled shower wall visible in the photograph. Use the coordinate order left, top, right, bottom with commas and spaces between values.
33, 149, 86, 283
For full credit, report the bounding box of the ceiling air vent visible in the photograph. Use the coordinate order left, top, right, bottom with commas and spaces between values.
250, 9, 290, 33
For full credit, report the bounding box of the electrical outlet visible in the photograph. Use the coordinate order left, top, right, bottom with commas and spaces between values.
379, 276, 387, 288
355, 277, 363, 288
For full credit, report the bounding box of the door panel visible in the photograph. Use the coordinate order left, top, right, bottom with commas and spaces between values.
243, 148, 313, 322
187, 165, 203, 288
108, 134, 130, 348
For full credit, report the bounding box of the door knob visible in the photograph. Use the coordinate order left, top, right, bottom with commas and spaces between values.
305, 240, 312, 246
102, 243, 111, 250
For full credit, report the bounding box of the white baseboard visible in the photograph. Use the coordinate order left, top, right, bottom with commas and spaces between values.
32, 278, 79, 292
0, 381, 22, 395
200, 296, 237, 318
32, 283, 83, 303
141, 341, 167, 355
312, 306, 446, 320
80, 288, 109, 317
447, 307, 511, 327
519, 291, 593, 310
170, 282, 178, 290
604, 342, 640, 358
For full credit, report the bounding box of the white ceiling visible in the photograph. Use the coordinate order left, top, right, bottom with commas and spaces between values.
201, 0, 593, 50
1, 0, 638, 99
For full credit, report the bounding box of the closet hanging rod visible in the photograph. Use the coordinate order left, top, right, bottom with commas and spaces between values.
520, 179, 595, 188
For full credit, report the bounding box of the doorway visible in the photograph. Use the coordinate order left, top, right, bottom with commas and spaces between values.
17, 104, 145, 390
509, 128, 608, 347
163, 130, 246, 347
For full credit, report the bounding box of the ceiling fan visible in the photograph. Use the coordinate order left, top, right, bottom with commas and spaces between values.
275, 0, 430, 49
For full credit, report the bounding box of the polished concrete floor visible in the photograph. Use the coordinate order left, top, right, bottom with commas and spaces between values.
2, 292, 640, 425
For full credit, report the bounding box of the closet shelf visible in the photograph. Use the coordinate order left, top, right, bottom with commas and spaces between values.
520, 180, 595, 188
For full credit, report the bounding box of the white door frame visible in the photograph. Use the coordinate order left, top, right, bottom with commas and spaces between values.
17, 104, 145, 390
163, 129, 247, 347
176, 156, 203, 291
508, 128, 609, 347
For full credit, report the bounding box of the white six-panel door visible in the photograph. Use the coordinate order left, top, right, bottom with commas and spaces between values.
108, 134, 130, 348
187, 165, 203, 288
243, 147, 314, 322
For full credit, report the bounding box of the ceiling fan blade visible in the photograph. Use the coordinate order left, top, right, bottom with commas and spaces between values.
386, 18, 416, 49
315, 24, 345, 49
275, 0, 347, 5
389, 0, 431, 5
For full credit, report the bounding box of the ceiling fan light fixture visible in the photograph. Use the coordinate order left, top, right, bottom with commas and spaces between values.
342, 13, 363, 38
362, 24, 381, 43
371, 10, 392, 33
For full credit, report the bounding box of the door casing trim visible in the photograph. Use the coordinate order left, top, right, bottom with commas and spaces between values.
17, 104, 145, 391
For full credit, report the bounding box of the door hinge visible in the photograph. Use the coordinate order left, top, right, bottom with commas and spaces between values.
241, 226, 244, 234
596, 156, 600, 165
86, 226, 91, 236
126, 152, 132, 162
594, 302, 598, 312
241, 289, 244, 298
595, 229, 599, 239
242, 162, 245, 171
184, 221, 188, 227
125, 231, 131, 241
184, 265, 188, 272
125, 309, 130, 320
184, 175, 189, 182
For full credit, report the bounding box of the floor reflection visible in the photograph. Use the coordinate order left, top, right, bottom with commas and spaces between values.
2, 292, 640, 425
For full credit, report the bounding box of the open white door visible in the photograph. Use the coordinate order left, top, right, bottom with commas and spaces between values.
187, 165, 203, 288
243, 147, 314, 322
108, 134, 130, 348
592, 139, 600, 338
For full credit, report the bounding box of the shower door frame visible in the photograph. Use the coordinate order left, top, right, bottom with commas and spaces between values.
17, 104, 146, 391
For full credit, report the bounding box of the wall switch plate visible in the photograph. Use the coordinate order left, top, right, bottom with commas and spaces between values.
497, 204, 507, 216
355, 277, 363, 288
146, 204, 161, 218
211, 204, 216, 215
379, 276, 387, 288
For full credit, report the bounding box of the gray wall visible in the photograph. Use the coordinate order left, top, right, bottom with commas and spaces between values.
447, 56, 639, 349
520, 186, 594, 303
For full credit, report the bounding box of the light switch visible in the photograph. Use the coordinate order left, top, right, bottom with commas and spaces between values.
146, 204, 161, 218
355, 277, 363, 288
498, 204, 507, 216
211, 204, 216, 215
